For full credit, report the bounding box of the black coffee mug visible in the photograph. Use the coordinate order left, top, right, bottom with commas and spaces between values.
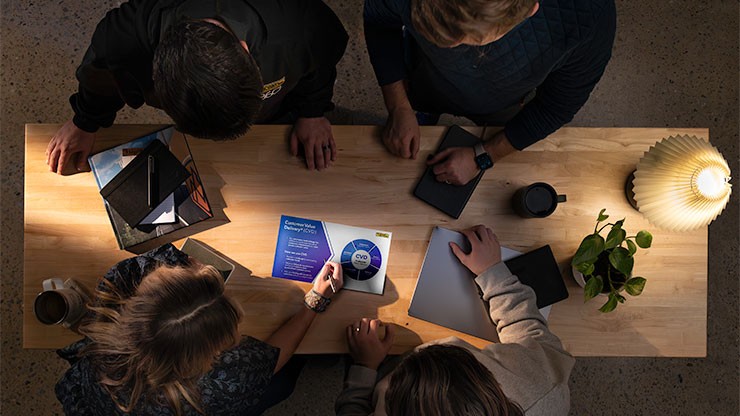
512, 182, 566, 218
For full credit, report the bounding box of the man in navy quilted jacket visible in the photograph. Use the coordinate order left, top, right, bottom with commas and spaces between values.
364, 0, 616, 185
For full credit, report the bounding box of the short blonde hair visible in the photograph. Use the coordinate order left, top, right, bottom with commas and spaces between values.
411, 0, 538, 47
80, 264, 243, 415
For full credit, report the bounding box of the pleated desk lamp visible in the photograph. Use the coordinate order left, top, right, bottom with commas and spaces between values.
626, 135, 732, 231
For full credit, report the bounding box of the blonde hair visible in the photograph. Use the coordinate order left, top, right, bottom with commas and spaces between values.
411, 0, 538, 47
385, 344, 524, 416
79, 264, 243, 415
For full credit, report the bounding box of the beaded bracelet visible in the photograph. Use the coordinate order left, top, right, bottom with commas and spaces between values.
304, 289, 331, 313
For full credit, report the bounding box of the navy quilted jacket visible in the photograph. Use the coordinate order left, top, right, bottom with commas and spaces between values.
364, 0, 616, 149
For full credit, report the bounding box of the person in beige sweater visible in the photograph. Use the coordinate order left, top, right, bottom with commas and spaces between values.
335, 225, 575, 416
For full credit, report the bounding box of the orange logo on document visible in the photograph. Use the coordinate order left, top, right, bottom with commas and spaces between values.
261, 77, 285, 100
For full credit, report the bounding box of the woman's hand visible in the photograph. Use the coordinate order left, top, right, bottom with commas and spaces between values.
450, 225, 502, 276
347, 318, 396, 370
312, 261, 343, 299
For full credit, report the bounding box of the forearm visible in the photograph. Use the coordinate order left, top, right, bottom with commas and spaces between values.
475, 263, 560, 346
503, 1, 615, 150
289, 0, 347, 118
363, 0, 406, 86
482, 129, 517, 163
381, 81, 412, 113
265, 305, 317, 373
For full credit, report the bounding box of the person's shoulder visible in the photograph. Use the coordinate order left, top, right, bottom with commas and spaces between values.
535, 0, 615, 40
364, 0, 412, 20
546, 0, 615, 21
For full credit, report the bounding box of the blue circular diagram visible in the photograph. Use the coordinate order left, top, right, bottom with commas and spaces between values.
340, 239, 382, 281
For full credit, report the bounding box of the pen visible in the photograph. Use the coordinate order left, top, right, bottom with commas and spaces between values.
147, 155, 155, 209
326, 264, 336, 294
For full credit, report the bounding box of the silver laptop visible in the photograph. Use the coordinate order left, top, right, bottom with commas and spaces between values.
408, 227, 528, 342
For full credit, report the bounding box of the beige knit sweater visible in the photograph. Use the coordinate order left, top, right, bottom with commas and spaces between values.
335, 262, 575, 416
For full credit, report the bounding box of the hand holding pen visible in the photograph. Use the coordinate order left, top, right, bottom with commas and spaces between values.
313, 261, 344, 299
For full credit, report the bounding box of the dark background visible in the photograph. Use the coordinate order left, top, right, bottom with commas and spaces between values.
1, 1, 737, 414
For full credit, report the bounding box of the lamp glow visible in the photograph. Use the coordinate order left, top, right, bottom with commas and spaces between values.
631, 135, 732, 231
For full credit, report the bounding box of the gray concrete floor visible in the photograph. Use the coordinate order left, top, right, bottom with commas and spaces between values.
1, 1, 738, 415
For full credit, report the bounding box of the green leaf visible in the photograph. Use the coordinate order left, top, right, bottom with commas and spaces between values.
599, 293, 619, 313
616, 293, 626, 303
635, 230, 653, 248
605, 225, 626, 249
572, 234, 605, 266
609, 247, 634, 276
626, 239, 637, 256
624, 277, 647, 296
576, 262, 595, 276
597, 209, 609, 222
584, 275, 603, 301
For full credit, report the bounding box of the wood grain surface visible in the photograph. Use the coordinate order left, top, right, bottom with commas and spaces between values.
24, 124, 708, 356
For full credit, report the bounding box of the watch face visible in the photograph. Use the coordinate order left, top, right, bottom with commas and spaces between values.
475, 154, 494, 170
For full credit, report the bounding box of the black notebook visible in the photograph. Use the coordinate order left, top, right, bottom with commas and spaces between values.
100, 139, 191, 227
504, 245, 570, 308
413, 125, 484, 219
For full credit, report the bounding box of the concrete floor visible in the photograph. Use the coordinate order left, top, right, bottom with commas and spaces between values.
1, 1, 738, 415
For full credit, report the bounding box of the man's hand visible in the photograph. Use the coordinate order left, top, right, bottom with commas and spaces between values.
290, 116, 336, 171
450, 225, 502, 276
46, 120, 95, 175
346, 318, 396, 370
427, 146, 479, 185
382, 107, 420, 159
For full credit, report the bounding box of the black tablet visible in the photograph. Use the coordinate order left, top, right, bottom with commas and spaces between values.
413, 125, 484, 219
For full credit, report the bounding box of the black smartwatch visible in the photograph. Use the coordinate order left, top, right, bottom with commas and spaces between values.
474, 143, 494, 171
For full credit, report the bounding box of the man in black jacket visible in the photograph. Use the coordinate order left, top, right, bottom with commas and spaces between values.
46, 0, 348, 174
365, 0, 616, 185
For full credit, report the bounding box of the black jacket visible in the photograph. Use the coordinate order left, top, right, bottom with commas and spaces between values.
71, 0, 348, 132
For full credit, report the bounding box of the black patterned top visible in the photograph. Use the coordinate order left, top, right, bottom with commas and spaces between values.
54, 244, 278, 415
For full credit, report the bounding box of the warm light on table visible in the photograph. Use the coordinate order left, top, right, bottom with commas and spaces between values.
631, 135, 732, 232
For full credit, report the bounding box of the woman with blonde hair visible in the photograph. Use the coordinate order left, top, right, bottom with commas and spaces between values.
55, 244, 343, 415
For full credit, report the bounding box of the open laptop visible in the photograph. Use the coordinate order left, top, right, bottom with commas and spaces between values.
408, 227, 552, 342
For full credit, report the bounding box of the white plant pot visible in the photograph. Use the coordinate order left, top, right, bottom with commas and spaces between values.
572, 265, 627, 297
571, 265, 588, 288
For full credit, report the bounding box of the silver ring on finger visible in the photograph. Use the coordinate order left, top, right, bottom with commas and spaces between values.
355, 327, 361, 332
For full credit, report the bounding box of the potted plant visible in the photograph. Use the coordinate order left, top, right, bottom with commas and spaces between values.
571, 209, 653, 312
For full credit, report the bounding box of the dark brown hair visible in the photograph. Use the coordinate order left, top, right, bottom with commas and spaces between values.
153, 19, 263, 140
385, 344, 524, 416
410, 0, 538, 47
80, 264, 243, 415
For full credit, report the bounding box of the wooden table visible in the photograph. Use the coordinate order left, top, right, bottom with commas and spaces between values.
24, 124, 708, 357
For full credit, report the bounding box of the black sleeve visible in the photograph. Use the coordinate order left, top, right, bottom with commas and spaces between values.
363, 0, 407, 86
200, 336, 280, 414
285, 0, 348, 118
70, 0, 149, 132
504, 0, 616, 149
